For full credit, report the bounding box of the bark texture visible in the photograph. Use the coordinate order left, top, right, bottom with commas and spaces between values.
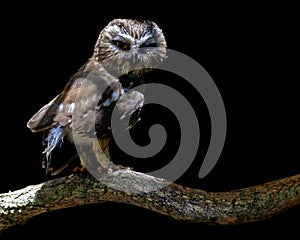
1, 170, 300, 232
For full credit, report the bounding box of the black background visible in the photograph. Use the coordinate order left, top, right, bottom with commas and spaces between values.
1, 2, 299, 239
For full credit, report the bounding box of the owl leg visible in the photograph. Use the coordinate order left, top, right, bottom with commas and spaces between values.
73, 145, 88, 173
73, 142, 99, 173
93, 137, 120, 175
73, 137, 120, 175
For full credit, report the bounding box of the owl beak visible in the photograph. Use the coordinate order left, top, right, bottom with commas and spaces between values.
132, 52, 139, 65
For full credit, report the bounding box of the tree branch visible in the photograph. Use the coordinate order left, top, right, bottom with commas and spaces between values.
1, 170, 300, 232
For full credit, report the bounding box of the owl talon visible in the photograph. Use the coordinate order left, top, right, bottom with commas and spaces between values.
119, 165, 131, 170
73, 166, 87, 173
107, 168, 113, 177
97, 166, 104, 174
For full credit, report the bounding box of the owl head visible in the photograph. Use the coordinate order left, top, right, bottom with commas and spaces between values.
93, 19, 167, 77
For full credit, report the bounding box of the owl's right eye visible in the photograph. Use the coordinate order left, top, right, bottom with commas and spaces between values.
113, 40, 130, 51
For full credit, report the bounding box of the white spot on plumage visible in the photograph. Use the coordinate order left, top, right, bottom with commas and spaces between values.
68, 103, 75, 113
92, 94, 98, 102
111, 90, 119, 101
103, 90, 121, 107
58, 103, 64, 111
103, 99, 111, 107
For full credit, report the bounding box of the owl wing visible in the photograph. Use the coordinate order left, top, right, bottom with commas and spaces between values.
27, 94, 61, 132
27, 62, 121, 133
27, 71, 87, 133
88, 90, 143, 140
114, 90, 144, 129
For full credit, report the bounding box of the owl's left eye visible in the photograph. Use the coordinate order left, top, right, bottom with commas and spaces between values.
113, 40, 130, 51
140, 41, 158, 48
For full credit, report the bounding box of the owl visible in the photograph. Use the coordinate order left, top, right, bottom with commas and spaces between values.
27, 19, 167, 176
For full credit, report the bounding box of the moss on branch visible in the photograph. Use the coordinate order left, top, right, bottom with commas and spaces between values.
1, 170, 300, 232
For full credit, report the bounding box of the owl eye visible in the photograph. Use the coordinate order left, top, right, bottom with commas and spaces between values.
140, 41, 157, 48
113, 40, 130, 50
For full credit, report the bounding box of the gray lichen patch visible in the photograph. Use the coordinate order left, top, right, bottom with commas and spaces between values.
0, 184, 43, 215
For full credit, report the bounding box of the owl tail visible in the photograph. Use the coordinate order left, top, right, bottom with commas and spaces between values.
43, 126, 64, 173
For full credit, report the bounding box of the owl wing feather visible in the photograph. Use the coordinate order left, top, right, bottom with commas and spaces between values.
27, 61, 121, 133
27, 67, 88, 133
114, 90, 144, 128
27, 59, 136, 144
26, 94, 60, 132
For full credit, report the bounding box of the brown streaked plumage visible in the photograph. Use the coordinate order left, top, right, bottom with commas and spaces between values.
27, 19, 167, 175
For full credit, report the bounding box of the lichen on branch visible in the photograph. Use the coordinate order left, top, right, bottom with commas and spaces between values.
1, 170, 300, 232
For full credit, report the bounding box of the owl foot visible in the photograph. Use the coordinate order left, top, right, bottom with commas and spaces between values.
97, 166, 113, 176
73, 166, 87, 173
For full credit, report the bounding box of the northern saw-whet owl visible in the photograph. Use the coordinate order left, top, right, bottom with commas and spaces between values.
27, 19, 167, 175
